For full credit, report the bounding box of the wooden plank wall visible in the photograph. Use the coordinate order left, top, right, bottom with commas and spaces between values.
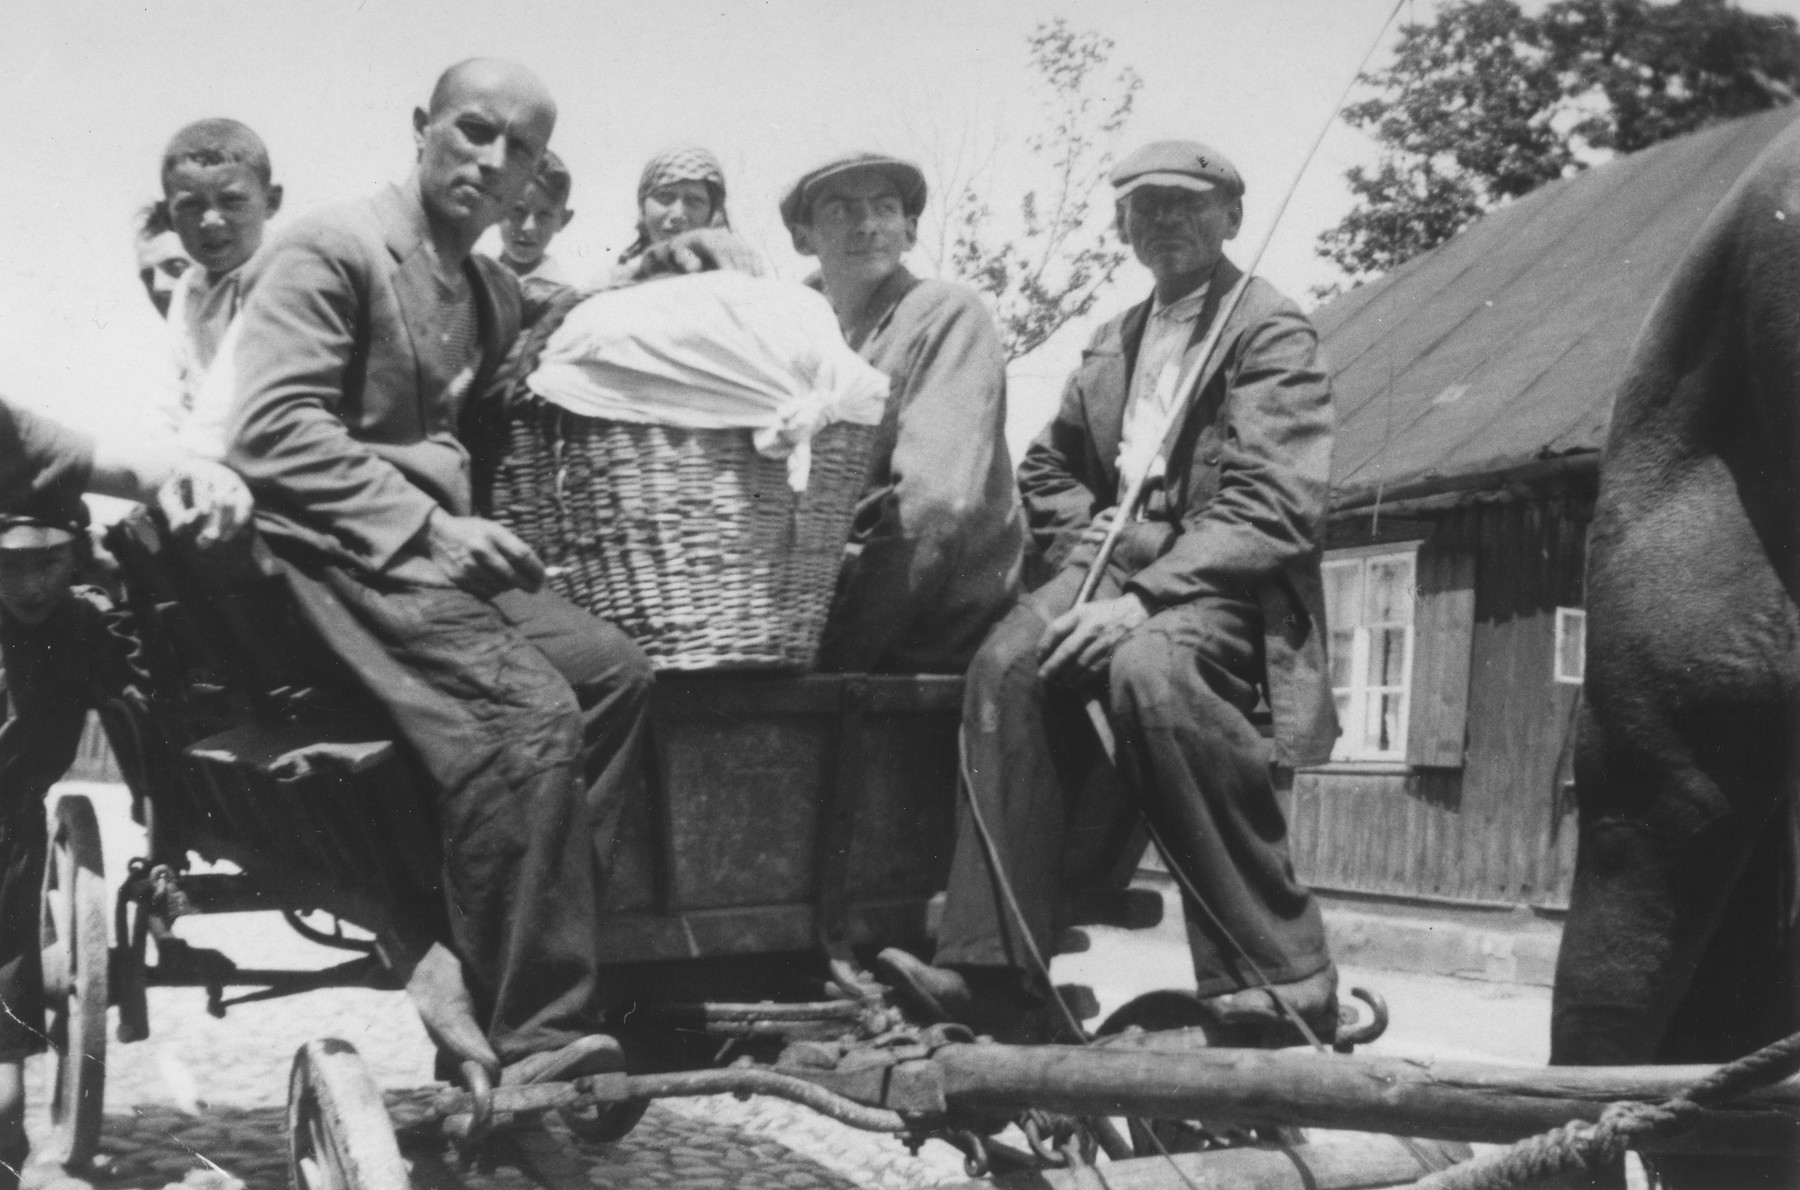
1287, 498, 1587, 908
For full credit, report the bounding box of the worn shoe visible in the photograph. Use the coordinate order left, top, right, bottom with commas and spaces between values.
873, 948, 971, 1024
500, 1034, 626, 1087
874, 949, 1063, 1044
1199, 963, 1339, 1032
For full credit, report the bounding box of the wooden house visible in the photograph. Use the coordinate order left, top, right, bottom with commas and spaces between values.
1282, 105, 1799, 910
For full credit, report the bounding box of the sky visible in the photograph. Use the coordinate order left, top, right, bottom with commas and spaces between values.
4, 0, 1798, 454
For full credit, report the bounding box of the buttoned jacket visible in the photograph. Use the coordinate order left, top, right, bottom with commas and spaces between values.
225, 183, 521, 574
1019, 257, 1338, 766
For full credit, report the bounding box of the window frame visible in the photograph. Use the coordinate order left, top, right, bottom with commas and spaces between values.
1322, 542, 1421, 764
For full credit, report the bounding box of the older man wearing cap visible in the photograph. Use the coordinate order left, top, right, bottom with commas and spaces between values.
781, 152, 1022, 673
0, 395, 248, 1187
877, 140, 1339, 1040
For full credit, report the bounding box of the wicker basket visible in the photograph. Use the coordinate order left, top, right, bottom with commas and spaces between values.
493, 403, 876, 670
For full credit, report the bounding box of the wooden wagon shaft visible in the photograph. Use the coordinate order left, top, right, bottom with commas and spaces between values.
929, 1043, 1800, 1155
951, 1133, 1471, 1190
409, 1040, 1798, 1157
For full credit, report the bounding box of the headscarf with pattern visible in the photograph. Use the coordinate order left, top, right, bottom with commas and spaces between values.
620, 145, 730, 262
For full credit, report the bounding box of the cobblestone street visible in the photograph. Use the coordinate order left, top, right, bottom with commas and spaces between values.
26, 783, 1554, 1190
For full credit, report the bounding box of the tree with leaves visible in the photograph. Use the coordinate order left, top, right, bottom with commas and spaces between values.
1317, 0, 1800, 289
940, 20, 1142, 361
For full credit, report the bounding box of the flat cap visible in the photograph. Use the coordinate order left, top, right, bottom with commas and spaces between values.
780, 153, 927, 230
1111, 140, 1244, 200
0, 515, 77, 551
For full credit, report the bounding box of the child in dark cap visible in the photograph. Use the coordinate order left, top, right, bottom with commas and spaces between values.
0, 398, 249, 1188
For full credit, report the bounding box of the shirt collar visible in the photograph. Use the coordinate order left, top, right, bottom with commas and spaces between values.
1151, 282, 1209, 322
192, 263, 243, 294
809, 265, 919, 350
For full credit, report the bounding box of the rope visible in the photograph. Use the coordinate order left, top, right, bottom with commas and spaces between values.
955, 726, 1208, 1190
946, 3, 1415, 1182
955, 727, 1093, 1045
1410, 1029, 1800, 1189
1136, 812, 1330, 1053
1061, 0, 1415, 1055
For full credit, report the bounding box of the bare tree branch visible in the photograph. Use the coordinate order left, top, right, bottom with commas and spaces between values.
939, 18, 1143, 361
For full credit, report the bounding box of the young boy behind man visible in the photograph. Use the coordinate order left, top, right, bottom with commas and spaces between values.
496, 149, 578, 301
133, 200, 190, 319
156, 118, 283, 458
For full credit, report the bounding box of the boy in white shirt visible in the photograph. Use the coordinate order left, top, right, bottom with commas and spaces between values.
496, 150, 578, 302
157, 119, 283, 457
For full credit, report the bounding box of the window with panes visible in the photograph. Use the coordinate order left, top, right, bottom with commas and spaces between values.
1322, 546, 1418, 762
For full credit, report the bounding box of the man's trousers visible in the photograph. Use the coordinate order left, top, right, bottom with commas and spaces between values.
281, 558, 652, 1066
0, 594, 123, 1062
934, 566, 1329, 998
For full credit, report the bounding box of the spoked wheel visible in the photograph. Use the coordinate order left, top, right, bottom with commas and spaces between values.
38, 794, 109, 1170
287, 1039, 410, 1190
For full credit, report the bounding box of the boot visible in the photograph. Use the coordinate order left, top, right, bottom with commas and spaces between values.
1199, 963, 1339, 1034
874, 949, 1058, 1043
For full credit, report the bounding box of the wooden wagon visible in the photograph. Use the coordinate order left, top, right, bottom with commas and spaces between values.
34, 509, 1796, 1190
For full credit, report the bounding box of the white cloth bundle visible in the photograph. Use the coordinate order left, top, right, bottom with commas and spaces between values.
527, 271, 892, 490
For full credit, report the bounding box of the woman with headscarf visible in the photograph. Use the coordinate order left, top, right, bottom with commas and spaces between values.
618, 145, 732, 265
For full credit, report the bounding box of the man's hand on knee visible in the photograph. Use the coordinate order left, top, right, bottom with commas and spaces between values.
1037, 592, 1151, 686
1077, 507, 1120, 551
423, 510, 545, 600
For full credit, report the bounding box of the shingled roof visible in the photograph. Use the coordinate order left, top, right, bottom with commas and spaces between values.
1316, 104, 1799, 508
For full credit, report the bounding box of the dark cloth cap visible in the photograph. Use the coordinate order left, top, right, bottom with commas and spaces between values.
1111, 140, 1244, 200
780, 153, 927, 230
0, 515, 77, 551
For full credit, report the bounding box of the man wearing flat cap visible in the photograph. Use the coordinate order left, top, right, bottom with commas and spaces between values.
879, 140, 1340, 1040
782, 152, 1022, 674
0, 395, 249, 1186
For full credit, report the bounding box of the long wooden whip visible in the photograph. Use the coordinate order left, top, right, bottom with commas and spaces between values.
1066, 1, 1407, 1053
1074, 0, 1407, 756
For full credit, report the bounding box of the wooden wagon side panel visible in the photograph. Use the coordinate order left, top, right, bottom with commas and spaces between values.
596, 674, 963, 965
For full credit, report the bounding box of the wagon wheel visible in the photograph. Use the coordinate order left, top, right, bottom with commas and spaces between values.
1095, 990, 1295, 1156
287, 1039, 411, 1190
38, 793, 109, 1170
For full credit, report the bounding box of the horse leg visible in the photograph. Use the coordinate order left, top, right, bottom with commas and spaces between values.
1554, 700, 1799, 1184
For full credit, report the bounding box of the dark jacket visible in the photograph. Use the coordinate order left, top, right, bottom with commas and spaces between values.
1019, 258, 1338, 766
225, 183, 522, 575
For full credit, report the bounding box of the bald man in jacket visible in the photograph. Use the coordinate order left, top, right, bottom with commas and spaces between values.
223, 60, 648, 1085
